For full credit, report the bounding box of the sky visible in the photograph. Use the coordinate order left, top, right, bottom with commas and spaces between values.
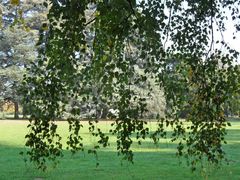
214, 10, 240, 63
219, 17, 240, 52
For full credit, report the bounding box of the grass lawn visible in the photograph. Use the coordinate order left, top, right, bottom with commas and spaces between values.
0, 120, 239, 180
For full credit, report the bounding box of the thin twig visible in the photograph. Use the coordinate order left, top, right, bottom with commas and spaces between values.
163, 2, 173, 50
84, 17, 96, 26
206, 1, 214, 59
127, 0, 136, 15
213, 14, 226, 51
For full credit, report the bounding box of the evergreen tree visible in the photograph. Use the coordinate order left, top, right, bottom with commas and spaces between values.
0, 0, 47, 118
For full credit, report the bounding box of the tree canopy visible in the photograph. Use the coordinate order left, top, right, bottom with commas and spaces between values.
7, 0, 240, 171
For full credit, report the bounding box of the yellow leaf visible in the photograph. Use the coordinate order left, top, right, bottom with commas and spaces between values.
94, 11, 100, 17
0, 8, 2, 29
18, 9, 23, 17
0, 17, 2, 29
102, 55, 108, 62
10, 0, 20, 6
188, 67, 193, 79
24, 26, 31, 32
219, 111, 224, 118
107, 39, 113, 47
41, 23, 48, 31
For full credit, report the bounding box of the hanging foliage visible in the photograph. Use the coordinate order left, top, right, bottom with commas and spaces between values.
20, 0, 240, 171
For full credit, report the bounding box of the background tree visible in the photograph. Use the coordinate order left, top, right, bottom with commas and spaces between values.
0, 0, 47, 118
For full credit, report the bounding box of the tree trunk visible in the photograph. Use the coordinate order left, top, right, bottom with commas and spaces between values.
14, 101, 19, 119
22, 104, 27, 119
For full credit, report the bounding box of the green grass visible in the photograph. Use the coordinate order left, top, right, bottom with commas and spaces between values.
0, 120, 240, 180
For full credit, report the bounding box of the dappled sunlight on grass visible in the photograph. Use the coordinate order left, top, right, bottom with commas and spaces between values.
0, 120, 240, 179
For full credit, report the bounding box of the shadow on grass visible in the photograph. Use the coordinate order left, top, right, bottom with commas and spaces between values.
0, 120, 239, 180
0, 134, 240, 180
0, 144, 206, 180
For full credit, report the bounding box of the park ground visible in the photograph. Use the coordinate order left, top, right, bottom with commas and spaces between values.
0, 120, 239, 180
